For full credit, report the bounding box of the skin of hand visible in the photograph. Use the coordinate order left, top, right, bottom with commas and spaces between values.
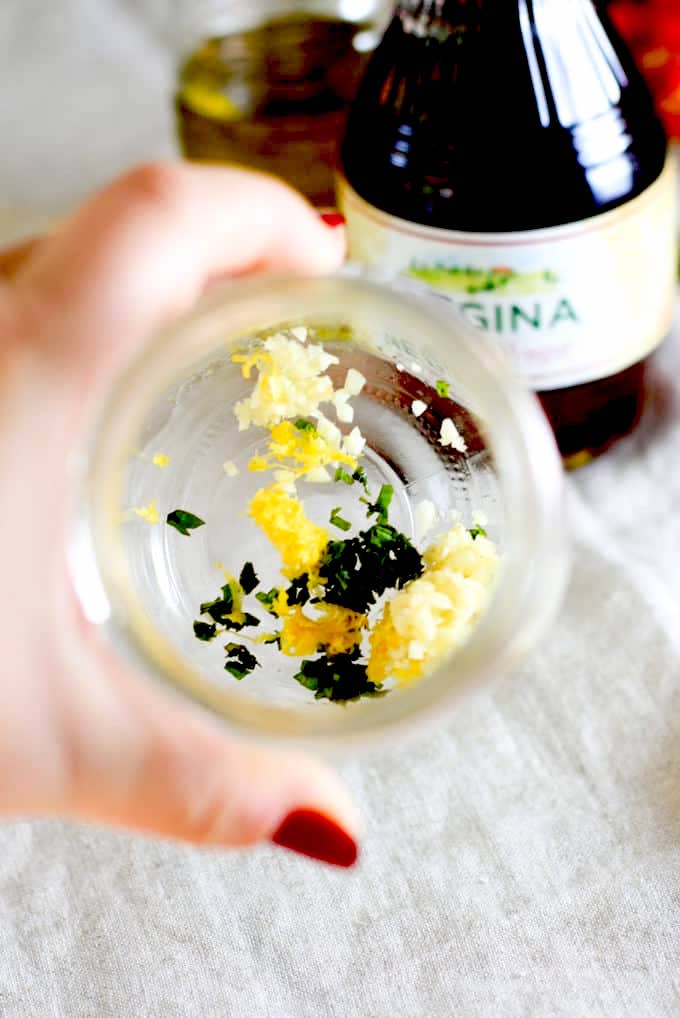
0, 163, 358, 868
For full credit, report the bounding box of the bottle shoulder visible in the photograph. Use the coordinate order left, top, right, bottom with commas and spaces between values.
340, 3, 669, 232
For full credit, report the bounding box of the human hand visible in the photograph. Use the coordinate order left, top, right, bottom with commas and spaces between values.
0, 163, 358, 867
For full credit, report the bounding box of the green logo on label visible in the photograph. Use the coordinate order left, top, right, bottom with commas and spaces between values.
406, 261, 579, 334
407, 262, 559, 296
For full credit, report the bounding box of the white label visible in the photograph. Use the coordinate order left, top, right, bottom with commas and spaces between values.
338, 158, 678, 390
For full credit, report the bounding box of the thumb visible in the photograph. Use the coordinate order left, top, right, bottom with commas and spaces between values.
14, 162, 346, 382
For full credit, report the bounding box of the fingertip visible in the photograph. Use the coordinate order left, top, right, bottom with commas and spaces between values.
283, 204, 347, 277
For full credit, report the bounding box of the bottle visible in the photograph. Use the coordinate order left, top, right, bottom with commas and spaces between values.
74, 268, 567, 743
338, 0, 678, 466
175, 2, 389, 208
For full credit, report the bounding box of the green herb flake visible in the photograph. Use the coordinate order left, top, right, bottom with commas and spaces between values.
468, 525, 487, 540
294, 648, 384, 703
364, 484, 394, 525
294, 419, 317, 433
287, 574, 310, 607
166, 509, 206, 536
193, 620, 217, 642
329, 507, 352, 532
318, 523, 423, 614
435, 380, 450, 399
256, 588, 280, 614
352, 467, 370, 492
224, 643, 259, 680
223, 612, 261, 631
334, 467, 355, 486
200, 584, 234, 623
238, 561, 259, 594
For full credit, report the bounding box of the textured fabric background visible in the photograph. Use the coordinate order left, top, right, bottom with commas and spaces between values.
0, 3, 679, 1016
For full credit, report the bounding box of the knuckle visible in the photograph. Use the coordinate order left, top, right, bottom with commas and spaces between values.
232, 167, 308, 215
115, 161, 189, 217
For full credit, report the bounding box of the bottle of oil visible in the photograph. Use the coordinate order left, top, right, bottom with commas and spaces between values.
338, 0, 678, 466
175, 2, 390, 208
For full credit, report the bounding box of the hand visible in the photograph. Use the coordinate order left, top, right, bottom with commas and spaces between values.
0, 163, 358, 867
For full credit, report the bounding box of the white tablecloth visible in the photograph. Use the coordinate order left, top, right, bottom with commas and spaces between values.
0, 4, 678, 1016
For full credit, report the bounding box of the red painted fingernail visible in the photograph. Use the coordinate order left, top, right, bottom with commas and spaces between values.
271, 809, 358, 867
319, 211, 346, 228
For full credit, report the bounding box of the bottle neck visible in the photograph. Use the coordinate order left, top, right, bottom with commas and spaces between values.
389, 0, 645, 134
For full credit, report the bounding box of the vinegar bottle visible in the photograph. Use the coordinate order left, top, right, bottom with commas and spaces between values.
338, 0, 678, 466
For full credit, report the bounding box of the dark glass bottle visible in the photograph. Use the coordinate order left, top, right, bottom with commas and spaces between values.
339, 0, 678, 466
175, 6, 388, 208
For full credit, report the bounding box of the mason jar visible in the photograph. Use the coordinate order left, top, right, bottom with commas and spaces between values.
174, 1, 392, 207
69, 267, 568, 749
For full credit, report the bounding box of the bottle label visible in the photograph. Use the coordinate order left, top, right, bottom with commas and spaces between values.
337, 158, 678, 390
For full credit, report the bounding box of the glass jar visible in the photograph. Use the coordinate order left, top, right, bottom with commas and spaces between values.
69, 268, 568, 748
175, 1, 391, 207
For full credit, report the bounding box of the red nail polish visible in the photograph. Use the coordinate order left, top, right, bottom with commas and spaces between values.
319, 211, 346, 229
272, 809, 358, 867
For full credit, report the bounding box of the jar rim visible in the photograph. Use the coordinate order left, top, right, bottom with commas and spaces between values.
69, 266, 569, 750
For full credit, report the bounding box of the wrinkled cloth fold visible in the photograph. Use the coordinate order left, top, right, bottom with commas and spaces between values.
0, 3, 679, 1014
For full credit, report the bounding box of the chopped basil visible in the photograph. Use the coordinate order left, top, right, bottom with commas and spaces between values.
223, 612, 260, 631
238, 561, 259, 594
287, 574, 310, 606
255, 588, 280, 614
435, 380, 450, 398
363, 484, 393, 525
166, 509, 205, 536
224, 643, 259, 680
200, 583, 234, 623
318, 523, 423, 615
468, 525, 487, 540
334, 467, 354, 486
294, 648, 383, 702
193, 620, 217, 642
352, 467, 369, 492
330, 507, 352, 532
294, 419, 317, 433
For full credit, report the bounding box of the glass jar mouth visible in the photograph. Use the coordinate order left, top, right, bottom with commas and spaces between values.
69, 265, 569, 750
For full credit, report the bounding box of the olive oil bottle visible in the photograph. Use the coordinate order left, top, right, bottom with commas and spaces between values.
338, 0, 678, 465
175, 2, 389, 208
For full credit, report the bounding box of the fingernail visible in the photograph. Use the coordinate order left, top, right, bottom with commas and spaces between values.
319, 211, 346, 229
271, 809, 358, 867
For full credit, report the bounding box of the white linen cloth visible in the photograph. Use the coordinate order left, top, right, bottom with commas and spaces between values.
0, 4, 678, 1015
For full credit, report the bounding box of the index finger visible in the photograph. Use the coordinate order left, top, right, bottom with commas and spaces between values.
15, 162, 346, 373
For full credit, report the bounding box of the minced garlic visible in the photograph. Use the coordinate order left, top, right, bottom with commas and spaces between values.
367, 524, 497, 685
439, 417, 467, 452
233, 333, 338, 430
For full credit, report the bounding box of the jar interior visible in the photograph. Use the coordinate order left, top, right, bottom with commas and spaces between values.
78, 273, 565, 743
